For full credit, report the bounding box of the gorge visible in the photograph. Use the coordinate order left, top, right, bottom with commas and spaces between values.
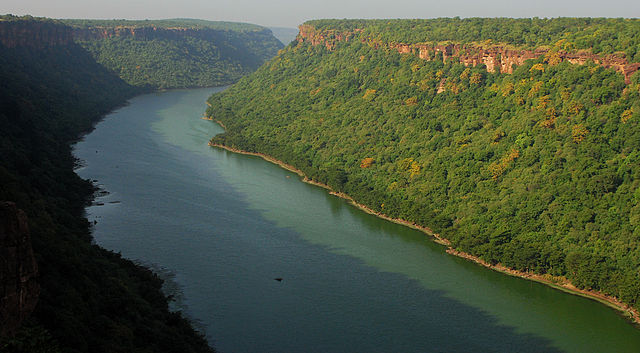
2, 14, 640, 352
75, 87, 640, 353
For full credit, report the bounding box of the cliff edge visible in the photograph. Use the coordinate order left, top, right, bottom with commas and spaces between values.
297, 23, 640, 83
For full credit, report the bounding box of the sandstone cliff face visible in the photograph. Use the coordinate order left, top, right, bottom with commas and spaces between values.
297, 25, 640, 84
71, 26, 222, 42
297, 24, 361, 51
0, 201, 39, 337
0, 21, 73, 48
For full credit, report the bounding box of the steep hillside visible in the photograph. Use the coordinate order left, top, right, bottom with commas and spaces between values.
62, 18, 283, 89
206, 18, 640, 322
0, 16, 213, 352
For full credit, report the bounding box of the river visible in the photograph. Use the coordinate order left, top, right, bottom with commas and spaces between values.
73, 87, 640, 353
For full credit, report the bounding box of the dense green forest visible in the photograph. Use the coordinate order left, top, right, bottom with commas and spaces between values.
0, 19, 214, 352
207, 19, 640, 316
64, 18, 283, 89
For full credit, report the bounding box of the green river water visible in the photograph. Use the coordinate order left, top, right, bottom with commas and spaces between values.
74, 87, 640, 352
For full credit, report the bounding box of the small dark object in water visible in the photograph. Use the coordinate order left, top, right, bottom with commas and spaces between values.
93, 220, 97, 225
274, 278, 283, 282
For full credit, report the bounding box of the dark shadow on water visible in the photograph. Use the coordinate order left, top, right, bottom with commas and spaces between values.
195, 157, 563, 352
208, 203, 564, 353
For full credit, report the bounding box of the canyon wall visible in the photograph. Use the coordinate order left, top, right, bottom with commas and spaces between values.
70, 25, 235, 42
0, 20, 73, 48
0, 20, 268, 49
297, 24, 640, 84
0, 202, 39, 337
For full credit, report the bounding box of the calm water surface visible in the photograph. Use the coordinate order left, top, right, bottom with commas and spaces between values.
74, 88, 640, 353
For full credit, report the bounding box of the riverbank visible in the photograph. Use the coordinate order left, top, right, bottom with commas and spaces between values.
207, 132, 640, 327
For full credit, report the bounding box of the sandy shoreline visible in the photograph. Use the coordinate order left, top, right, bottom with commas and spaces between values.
207, 127, 640, 326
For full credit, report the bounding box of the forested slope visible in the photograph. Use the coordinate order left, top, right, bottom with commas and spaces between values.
206, 18, 640, 319
63, 18, 283, 89
0, 17, 213, 352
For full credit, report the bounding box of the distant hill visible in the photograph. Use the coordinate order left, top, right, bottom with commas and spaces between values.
64, 18, 267, 32
61, 18, 283, 89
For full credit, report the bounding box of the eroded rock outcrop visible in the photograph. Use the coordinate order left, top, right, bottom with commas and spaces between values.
297, 25, 640, 84
0, 201, 39, 337
297, 24, 361, 50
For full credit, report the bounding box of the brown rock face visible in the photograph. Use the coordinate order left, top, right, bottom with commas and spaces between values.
0, 201, 39, 337
297, 24, 361, 50
0, 21, 73, 48
297, 25, 640, 84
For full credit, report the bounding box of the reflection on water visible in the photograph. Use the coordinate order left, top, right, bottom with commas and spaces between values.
74, 88, 640, 353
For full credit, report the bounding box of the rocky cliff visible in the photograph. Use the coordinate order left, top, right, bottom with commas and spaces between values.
0, 202, 39, 337
297, 24, 640, 84
0, 20, 72, 48
0, 20, 209, 48
70, 25, 250, 42
297, 24, 361, 50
